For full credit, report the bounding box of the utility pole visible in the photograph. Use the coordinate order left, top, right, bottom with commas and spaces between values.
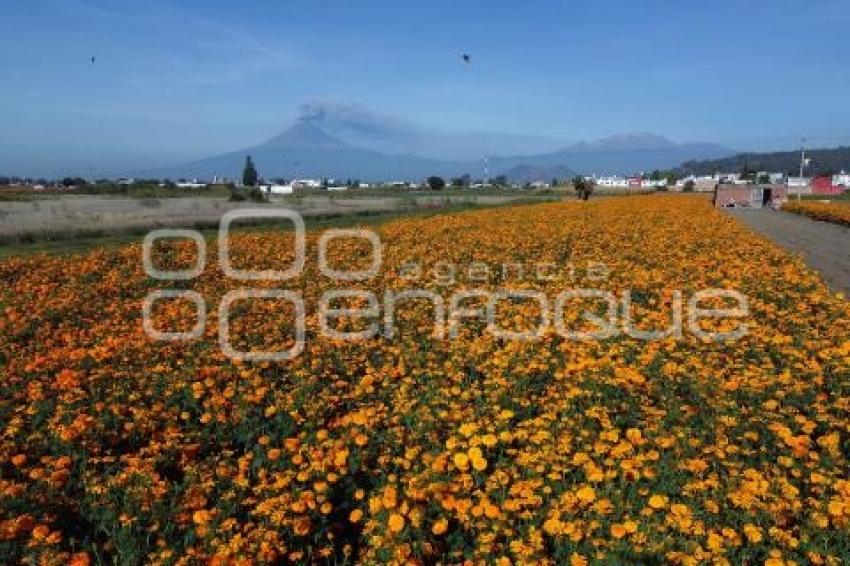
798, 138, 806, 201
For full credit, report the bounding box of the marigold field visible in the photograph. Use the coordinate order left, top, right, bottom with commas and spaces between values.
1, 195, 849, 565
783, 201, 850, 227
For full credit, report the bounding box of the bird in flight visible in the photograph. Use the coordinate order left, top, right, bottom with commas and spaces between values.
462, 53, 471, 64
90, 56, 96, 65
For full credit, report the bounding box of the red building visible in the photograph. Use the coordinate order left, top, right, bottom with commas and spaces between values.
811, 176, 844, 196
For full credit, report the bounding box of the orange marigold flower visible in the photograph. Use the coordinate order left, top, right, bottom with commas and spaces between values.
192, 510, 213, 526
431, 518, 448, 535
293, 517, 311, 536
388, 513, 405, 534
610, 523, 626, 538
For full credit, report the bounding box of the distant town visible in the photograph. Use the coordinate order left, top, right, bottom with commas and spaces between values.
2, 167, 849, 197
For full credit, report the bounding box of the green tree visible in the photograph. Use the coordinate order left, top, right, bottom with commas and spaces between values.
451, 174, 471, 188
242, 155, 258, 187
426, 176, 446, 191
739, 164, 756, 183
572, 176, 594, 201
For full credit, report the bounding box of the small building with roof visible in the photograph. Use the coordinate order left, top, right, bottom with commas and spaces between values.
713, 184, 788, 209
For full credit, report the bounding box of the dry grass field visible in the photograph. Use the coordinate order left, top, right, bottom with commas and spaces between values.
0, 194, 556, 246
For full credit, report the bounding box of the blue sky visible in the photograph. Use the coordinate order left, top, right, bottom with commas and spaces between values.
2, 0, 850, 176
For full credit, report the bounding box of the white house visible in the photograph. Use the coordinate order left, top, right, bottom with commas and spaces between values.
675, 176, 693, 188
675, 175, 719, 192
641, 178, 667, 189
175, 180, 206, 189
833, 172, 850, 187
292, 179, 322, 189
327, 185, 349, 191
596, 176, 629, 188
263, 184, 294, 195
786, 177, 812, 195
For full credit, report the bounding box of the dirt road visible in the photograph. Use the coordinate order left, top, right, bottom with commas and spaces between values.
728, 209, 850, 296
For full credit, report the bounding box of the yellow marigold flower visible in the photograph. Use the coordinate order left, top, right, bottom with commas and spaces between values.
743, 523, 762, 543
471, 455, 488, 471
482, 434, 498, 447
468, 446, 483, 460
459, 423, 477, 437
453, 452, 470, 470
586, 467, 605, 482
388, 513, 405, 534
570, 553, 588, 566
707, 532, 723, 551
431, 517, 448, 535
543, 518, 563, 535
349, 509, 363, 523
576, 486, 596, 505
648, 494, 668, 509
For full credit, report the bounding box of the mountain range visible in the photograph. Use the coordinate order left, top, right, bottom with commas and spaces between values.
682, 147, 850, 176
144, 103, 735, 182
